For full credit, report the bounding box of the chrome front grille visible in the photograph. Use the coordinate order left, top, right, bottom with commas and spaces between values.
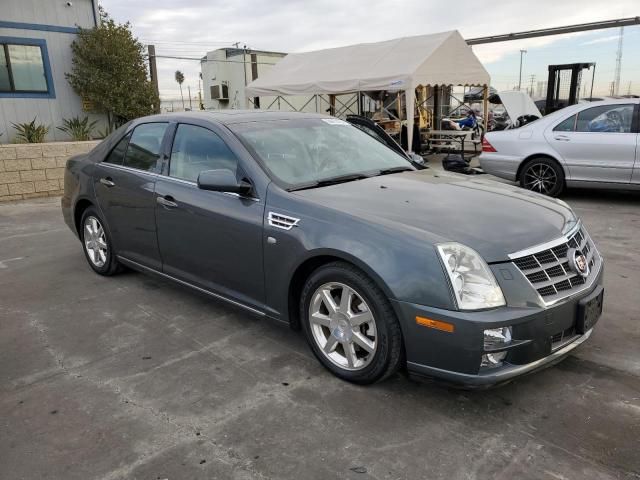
511, 225, 600, 305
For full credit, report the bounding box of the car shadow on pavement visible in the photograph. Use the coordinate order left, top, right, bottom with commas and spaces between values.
561, 188, 640, 205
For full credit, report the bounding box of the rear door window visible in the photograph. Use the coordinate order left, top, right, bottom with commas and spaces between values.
103, 132, 131, 165
123, 123, 169, 172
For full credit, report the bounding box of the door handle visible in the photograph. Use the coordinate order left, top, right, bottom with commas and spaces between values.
554, 135, 570, 141
156, 195, 178, 208
100, 177, 115, 187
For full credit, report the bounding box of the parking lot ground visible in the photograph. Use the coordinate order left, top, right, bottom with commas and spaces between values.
1, 185, 639, 480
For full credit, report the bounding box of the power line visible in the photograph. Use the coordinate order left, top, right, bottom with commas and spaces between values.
151, 54, 279, 65
140, 39, 239, 45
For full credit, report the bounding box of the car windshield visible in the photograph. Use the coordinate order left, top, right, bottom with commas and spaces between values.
230, 118, 412, 190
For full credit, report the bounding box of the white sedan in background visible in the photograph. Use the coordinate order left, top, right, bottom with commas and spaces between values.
480, 99, 640, 196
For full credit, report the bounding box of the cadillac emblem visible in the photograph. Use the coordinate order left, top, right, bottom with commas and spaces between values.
567, 248, 589, 278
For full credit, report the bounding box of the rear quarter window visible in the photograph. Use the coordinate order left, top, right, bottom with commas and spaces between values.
553, 115, 576, 132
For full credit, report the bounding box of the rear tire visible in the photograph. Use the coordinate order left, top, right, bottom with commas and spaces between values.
80, 207, 121, 276
519, 157, 565, 197
300, 261, 403, 384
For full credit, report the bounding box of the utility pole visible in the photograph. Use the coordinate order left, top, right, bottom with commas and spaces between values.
614, 27, 624, 96
188, 86, 193, 110
147, 45, 160, 113
518, 49, 527, 91
528, 74, 536, 96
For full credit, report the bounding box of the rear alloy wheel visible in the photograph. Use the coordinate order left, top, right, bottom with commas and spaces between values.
300, 262, 403, 384
520, 157, 564, 197
80, 207, 121, 276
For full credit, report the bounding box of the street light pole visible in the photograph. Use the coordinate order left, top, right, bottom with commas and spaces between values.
518, 49, 527, 91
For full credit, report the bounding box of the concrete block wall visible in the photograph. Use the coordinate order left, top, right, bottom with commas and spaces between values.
0, 141, 99, 202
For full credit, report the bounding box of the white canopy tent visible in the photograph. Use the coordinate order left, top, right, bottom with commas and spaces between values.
245, 30, 490, 152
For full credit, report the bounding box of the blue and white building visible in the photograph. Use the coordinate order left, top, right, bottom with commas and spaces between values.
0, 0, 105, 142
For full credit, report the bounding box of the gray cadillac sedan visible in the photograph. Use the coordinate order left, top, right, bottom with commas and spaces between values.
62, 111, 604, 386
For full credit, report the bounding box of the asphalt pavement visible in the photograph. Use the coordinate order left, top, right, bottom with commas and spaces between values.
1, 174, 639, 479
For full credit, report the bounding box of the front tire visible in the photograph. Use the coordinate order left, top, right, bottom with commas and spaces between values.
520, 157, 565, 197
300, 262, 403, 384
80, 207, 121, 276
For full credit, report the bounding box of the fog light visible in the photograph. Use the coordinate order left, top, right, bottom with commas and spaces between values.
481, 351, 508, 368
482, 327, 512, 368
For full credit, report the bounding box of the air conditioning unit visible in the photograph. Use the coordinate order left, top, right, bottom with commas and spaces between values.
210, 84, 229, 101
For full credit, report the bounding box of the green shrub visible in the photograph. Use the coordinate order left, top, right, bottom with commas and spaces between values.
12, 118, 50, 143
58, 116, 98, 141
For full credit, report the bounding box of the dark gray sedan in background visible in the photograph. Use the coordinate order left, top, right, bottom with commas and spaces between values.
62, 111, 604, 386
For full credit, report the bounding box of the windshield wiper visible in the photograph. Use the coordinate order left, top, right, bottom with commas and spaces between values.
287, 173, 371, 191
376, 166, 414, 176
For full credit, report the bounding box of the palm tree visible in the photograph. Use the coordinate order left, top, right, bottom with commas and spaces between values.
175, 70, 185, 110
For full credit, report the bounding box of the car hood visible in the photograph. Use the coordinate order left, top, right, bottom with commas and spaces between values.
495, 90, 542, 121
293, 171, 576, 263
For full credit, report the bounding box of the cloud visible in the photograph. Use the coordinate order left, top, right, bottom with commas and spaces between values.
581, 34, 622, 46
99, 0, 640, 97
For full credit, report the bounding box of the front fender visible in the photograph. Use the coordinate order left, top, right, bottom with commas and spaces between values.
263, 186, 455, 324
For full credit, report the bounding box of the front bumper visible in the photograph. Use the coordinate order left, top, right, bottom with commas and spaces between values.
393, 266, 603, 387
408, 328, 593, 387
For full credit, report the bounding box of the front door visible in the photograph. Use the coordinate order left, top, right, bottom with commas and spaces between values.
93, 122, 169, 270
154, 123, 265, 309
545, 104, 637, 184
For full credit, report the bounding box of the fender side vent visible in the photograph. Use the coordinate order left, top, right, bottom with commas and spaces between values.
268, 212, 300, 231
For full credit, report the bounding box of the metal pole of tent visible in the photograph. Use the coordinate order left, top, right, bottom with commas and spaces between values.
483, 85, 489, 137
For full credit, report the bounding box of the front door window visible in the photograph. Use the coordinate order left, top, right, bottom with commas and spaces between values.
169, 124, 238, 182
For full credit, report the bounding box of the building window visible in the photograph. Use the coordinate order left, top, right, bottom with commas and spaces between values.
0, 38, 54, 98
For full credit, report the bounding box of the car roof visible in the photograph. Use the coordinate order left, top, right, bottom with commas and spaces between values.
579, 98, 640, 105
134, 110, 332, 126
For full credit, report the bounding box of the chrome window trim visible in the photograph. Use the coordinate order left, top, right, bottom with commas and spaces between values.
99, 162, 260, 202
117, 255, 265, 316
101, 161, 163, 177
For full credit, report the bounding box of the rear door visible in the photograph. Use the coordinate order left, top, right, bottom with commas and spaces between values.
93, 122, 169, 270
154, 122, 266, 309
544, 103, 636, 184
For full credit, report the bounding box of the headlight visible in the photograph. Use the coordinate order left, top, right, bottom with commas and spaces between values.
436, 243, 506, 310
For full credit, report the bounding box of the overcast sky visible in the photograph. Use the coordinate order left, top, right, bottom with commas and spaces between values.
99, 0, 640, 100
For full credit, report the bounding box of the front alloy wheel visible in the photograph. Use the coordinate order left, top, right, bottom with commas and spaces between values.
300, 262, 403, 384
309, 282, 377, 371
